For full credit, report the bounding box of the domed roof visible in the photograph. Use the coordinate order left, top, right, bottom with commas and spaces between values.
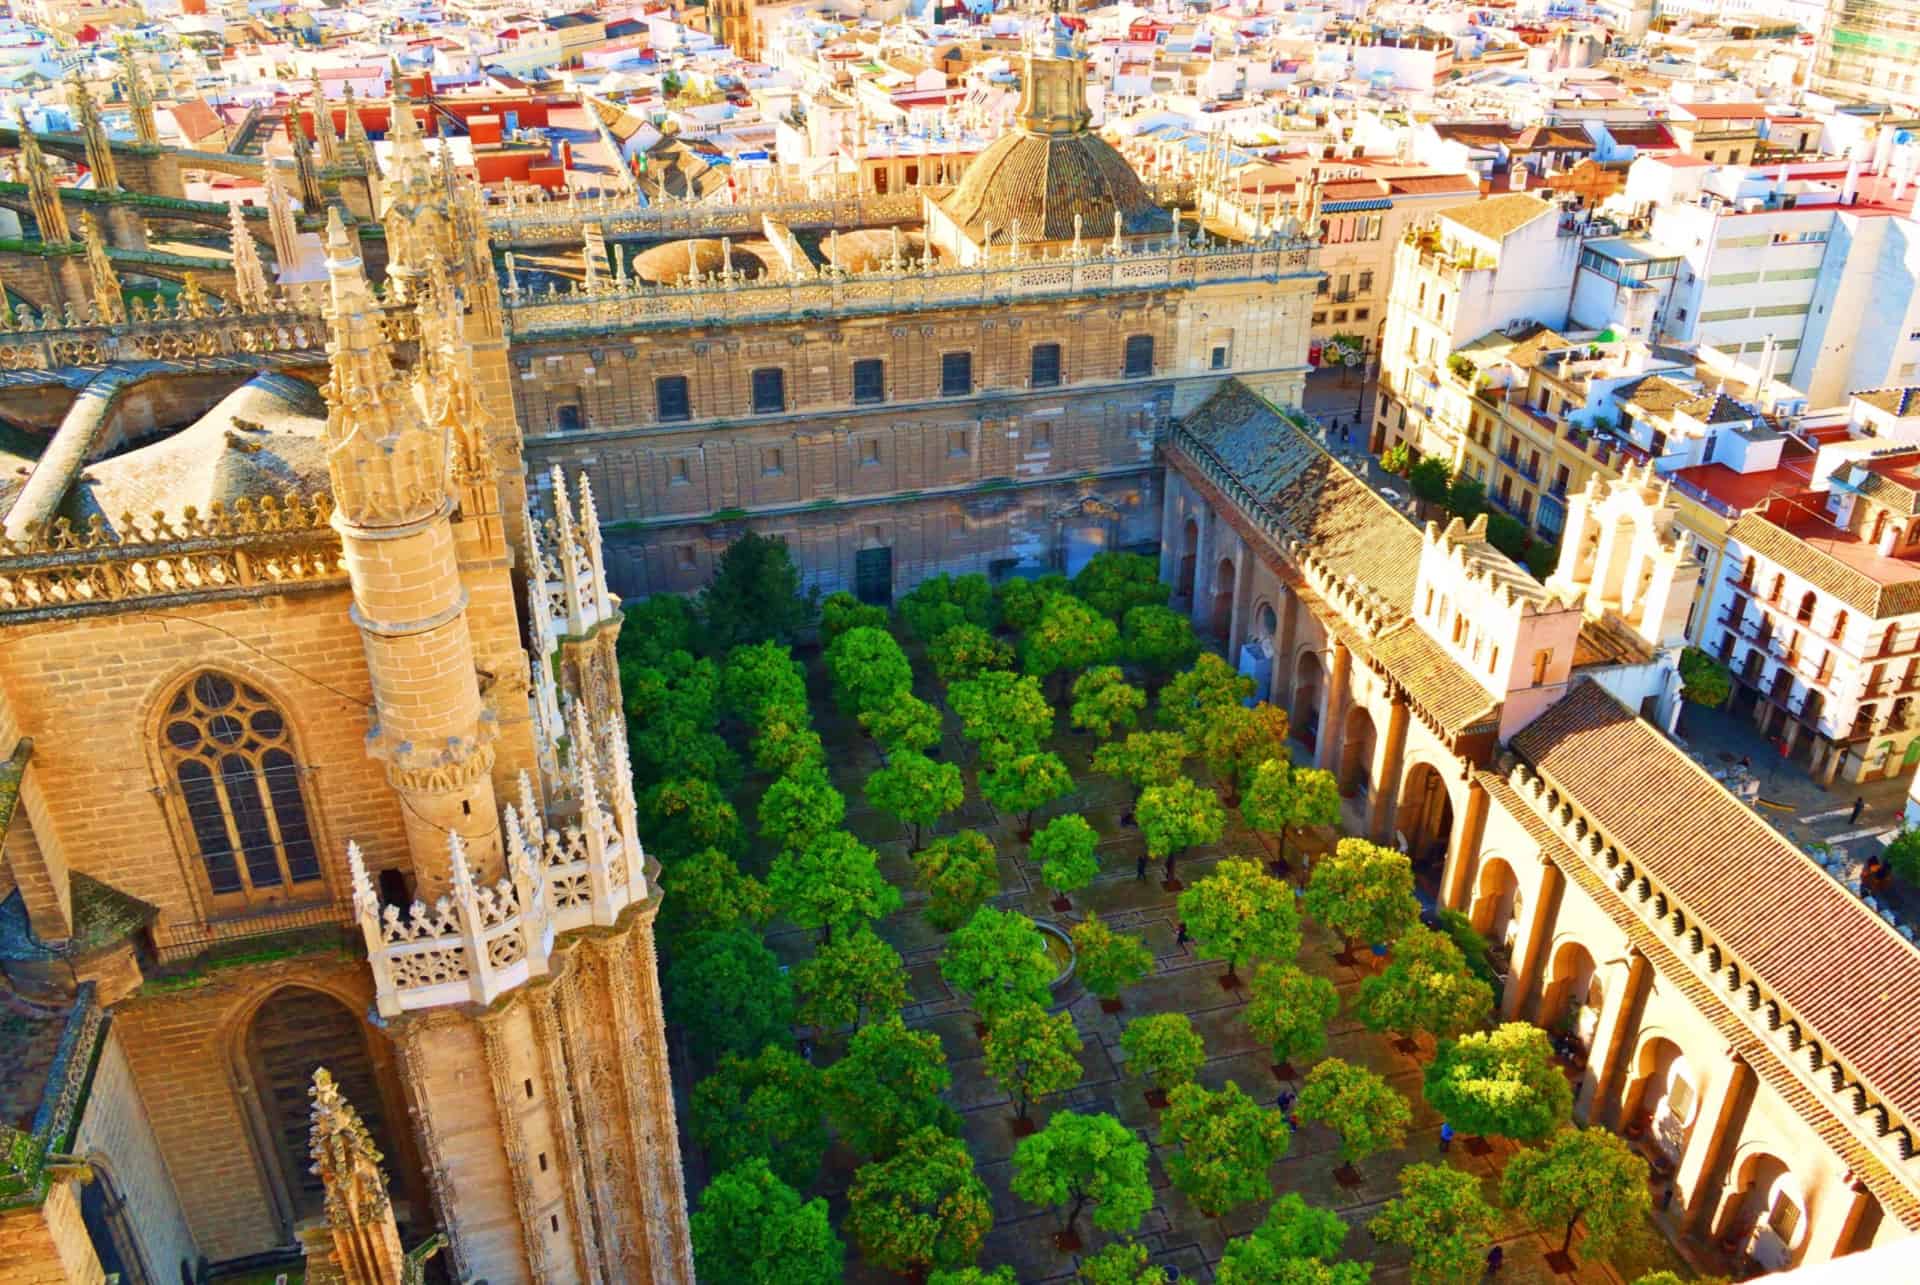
939, 50, 1168, 246
941, 130, 1169, 245
631, 238, 766, 285
827, 228, 929, 272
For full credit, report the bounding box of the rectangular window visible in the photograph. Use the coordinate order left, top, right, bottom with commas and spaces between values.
852, 358, 885, 404
1124, 334, 1154, 378
860, 439, 882, 467
1210, 345, 1228, 370
656, 375, 691, 422
1031, 343, 1062, 388
759, 447, 784, 477
946, 429, 971, 458
1358, 269, 1374, 293
555, 403, 582, 432
1354, 308, 1370, 321
751, 367, 786, 414
1027, 421, 1053, 451
675, 544, 697, 570
1314, 311, 1329, 325
668, 457, 690, 485
1753, 302, 1812, 318
1531, 649, 1551, 685
941, 351, 972, 396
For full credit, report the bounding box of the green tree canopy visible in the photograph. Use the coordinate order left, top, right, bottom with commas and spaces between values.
1890, 827, 1920, 885
625, 651, 737, 788
983, 1002, 1084, 1121
827, 1017, 962, 1158
1178, 857, 1302, 979
768, 830, 902, 940
1243, 964, 1340, 1069
1679, 646, 1733, 708
1011, 1110, 1154, 1241
950, 669, 1055, 759
758, 766, 846, 855
821, 590, 891, 643
1446, 472, 1488, 522
720, 640, 809, 726
940, 906, 1056, 1022
913, 830, 1002, 932
1382, 443, 1412, 475
901, 572, 995, 641
1025, 593, 1121, 688
846, 1126, 994, 1275
1122, 604, 1203, 676
691, 1159, 842, 1285
1160, 1080, 1293, 1217
1408, 455, 1452, 506
618, 593, 698, 669
1303, 837, 1422, 951
1077, 1241, 1185, 1285
1216, 1194, 1351, 1285
1158, 653, 1256, 741
689, 1045, 827, 1190
866, 749, 965, 849
929, 622, 1015, 685
1136, 777, 1227, 863
825, 624, 914, 716
1199, 703, 1291, 789
980, 750, 1074, 835
1423, 1023, 1572, 1143
1093, 730, 1190, 797
658, 846, 770, 943
640, 776, 745, 861
861, 688, 944, 754
1033, 813, 1102, 898
794, 925, 909, 1034
1120, 1012, 1207, 1092
1500, 1126, 1651, 1257
1073, 551, 1170, 620
751, 713, 826, 777
1296, 1057, 1412, 1168
1242, 759, 1342, 869
1437, 908, 1501, 990
698, 532, 816, 653
1071, 665, 1148, 739
1369, 1162, 1498, 1285
929, 1270, 1018, 1285
996, 573, 1070, 633
666, 929, 795, 1062
1071, 912, 1154, 1003
1353, 924, 1495, 1046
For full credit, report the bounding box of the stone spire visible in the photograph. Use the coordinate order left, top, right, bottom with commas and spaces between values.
264, 167, 299, 267
310, 72, 340, 167
291, 114, 324, 210
68, 75, 118, 192
384, 74, 434, 195
82, 214, 122, 324
119, 40, 159, 147
303, 1068, 408, 1285
321, 208, 447, 527
342, 86, 374, 172
16, 117, 69, 245
229, 201, 271, 311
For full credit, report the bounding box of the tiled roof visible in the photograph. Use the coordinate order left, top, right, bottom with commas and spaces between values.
1854, 387, 1920, 418
1174, 382, 1423, 612
1621, 374, 1696, 415
1512, 681, 1920, 1133
1727, 513, 1920, 618
1676, 390, 1754, 424
1852, 467, 1920, 518
1438, 192, 1557, 242
1371, 621, 1500, 734
940, 129, 1170, 242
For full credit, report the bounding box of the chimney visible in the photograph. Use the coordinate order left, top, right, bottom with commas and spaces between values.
1756, 334, 1777, 399
1875, 125, 1897, 176
1842, 158, 1861, 205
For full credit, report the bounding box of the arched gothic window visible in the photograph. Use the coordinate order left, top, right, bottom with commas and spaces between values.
161, 672, 321, 910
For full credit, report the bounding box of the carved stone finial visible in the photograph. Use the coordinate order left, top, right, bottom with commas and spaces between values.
306, 1067, 408, 1284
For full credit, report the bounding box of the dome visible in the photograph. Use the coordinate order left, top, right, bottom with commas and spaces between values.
938, 49, 1169, 246
941, 130, 1169, 245
827, 228, 929, 272
630, 238, 766, 285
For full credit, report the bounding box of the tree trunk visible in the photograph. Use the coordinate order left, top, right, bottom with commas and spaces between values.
1064, 1192, 1090, 1237
1562, 1214, 1580, 1254
911, 820, 922, 850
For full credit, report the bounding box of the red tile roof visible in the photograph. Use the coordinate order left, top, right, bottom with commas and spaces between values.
1512, 682, 1920, 1129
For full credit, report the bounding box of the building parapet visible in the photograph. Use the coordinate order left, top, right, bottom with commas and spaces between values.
504, 233, 1319, 338
0, 493, 347, 622
0, 289, 335, 371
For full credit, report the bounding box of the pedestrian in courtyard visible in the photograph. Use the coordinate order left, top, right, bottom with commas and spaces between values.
1136, 853, 1147, 881
1851, 796, 1866, 825
1175, 921, 1190, 948
1276, 1088, 1296, 1113
1484, 1245, 1504, 1275
1659, 1181, 1675, 1212
1439, 1121, 1454, 1153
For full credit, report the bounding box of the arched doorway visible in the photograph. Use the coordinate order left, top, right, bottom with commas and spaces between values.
1210, 556, 1236, 641
240, 987, 401, 1241
1339, 705, 1376, 799
1176, 518, 1199, 604
1293, 651, 1324, 752
1471, 858, 1522, 976
1539, 941, 1601, 1044
78, 1158, 149, 1285
1396, 762, 1455, 878
1625, 1037, 1696, 1162
1721, 1152, 1806, 1270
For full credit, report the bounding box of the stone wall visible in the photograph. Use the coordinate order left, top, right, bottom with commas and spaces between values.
71, 1027, 198, 1282
0, 1180, 101, 1285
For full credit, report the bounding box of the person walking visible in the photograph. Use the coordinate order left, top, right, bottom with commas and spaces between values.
1175, 921, 1190, 948
1136, 853, 1148, 881
1439, 1121, 1454, 1153
1851, 795, 1866, 825
1485, 1245, 1504, 1275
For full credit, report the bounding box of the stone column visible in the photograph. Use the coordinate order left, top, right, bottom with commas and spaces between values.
1275, 586, 1300, 708
1503, 861, 1563, 1020
1189, 510, 1217, 636
1314, 641, 1351, 773
1802, 1176, 1875, 1264
1441, 779, 1489, 914
1367, 698, 1410, 842
1578, 950, 1651, 1124
1158, 482, 1182, 588
1676, 1056, 1755, 1230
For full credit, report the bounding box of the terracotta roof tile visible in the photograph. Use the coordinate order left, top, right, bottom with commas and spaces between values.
1727, 513, 1920, 619
1439, 192, 1558, 242
1853, 387, 1920, 418
1511, 682, 1920, 1132
1371, 621, 1500, 734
